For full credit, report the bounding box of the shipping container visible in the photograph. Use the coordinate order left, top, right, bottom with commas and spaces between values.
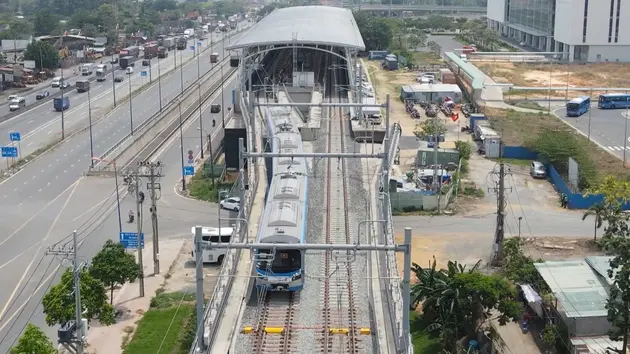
144, 44, 158, 59
157, 46, 168, 58
76, 80, 90, 93
438, 68, 457, 84
368, 51, 389, 60
119, 56, 135, 69
468, 113, 487, 131
53, 97, 70, 111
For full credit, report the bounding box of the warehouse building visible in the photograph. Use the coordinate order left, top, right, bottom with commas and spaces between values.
487, 0, 630, 62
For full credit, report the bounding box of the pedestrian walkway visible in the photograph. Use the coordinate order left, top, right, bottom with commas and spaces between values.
491, 320, 542, 354
64, 238, 185, 354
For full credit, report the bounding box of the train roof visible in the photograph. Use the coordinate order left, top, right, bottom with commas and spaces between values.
270, 173, 307, 200
260, 200, 303, 244
189, 226, 234, 235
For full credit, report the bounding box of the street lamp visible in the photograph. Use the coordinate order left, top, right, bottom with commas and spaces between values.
60, 62, 65, 140
197, 127, 215, 188
221, 64, 225, 128
88, 89, 94, 166
129, 72, 134, 134
157, 55, 162, 111
91, 157, 123, 234
179, 47, 184, 93
518, 216, 523, 238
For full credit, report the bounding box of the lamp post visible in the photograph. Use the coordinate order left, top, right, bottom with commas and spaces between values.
88, 89, 94, 165
197, 127, 215, 188
624, 106, 629, 167
91, 157, 123, 234
518, 217, 523, 238
129, 72, 134, 134
198, 81, 204, 159
179, 47, 184, 93
111, 61, 117, 107
60, 62, 65, 140
157, 54, 162, 111
221, 64, 225, 128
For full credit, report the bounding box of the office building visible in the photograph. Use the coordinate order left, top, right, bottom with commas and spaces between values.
487, 0, 630, 62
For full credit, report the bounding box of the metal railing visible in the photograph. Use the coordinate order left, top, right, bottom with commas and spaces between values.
189, 87, 259, 353
377, 123, 413, 354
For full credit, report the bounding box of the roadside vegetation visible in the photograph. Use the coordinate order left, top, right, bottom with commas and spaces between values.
122, 291, 196, 354
187, 167, 233, 203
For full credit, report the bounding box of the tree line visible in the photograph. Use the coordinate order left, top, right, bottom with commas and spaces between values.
10, 240, 140, 353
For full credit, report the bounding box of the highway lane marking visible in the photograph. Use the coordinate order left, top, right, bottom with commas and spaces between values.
27, 142, 32, 146
27, 120, 33, 124
47, 130, 52, 134
0, 263, 61, 334
0, 178, 81, 322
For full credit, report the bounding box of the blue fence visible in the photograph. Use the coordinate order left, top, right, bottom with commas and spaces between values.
501, 146, 628, 210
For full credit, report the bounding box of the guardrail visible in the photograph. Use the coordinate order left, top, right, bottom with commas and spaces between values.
189, 88, 259, 353
377, 123, 413, 354
94, 58, 233, 165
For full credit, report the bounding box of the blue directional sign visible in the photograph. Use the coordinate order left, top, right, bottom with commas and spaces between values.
119, 232, 145, 249
197, 41, 202, 47
9, 132, 20, 142
183, 166, 194, 176
1, 146, 18, 158
140, 71, 148, 77
190, 45, 195, 51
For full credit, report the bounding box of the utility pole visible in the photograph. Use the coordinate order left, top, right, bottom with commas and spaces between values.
194, 226, 204, 352
46, 231, 85, 354
137, 161, 164, 275
135, 166, 145, 297
489, 162, 511, 265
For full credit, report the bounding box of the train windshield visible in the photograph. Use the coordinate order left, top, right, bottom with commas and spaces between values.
257, 249, 301, 273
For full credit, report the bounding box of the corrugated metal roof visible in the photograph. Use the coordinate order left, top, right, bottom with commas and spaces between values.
402, 84, 462, 93
226, 6, 365, 50
535, 260, 609, 318
571, 336, 623, 353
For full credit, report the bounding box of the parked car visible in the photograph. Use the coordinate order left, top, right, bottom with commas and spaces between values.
530, 161, 546, 178
36, 91, 50, 100
114, 76, 124, 83
220, 196, 241, 212
7, 94, 18, 101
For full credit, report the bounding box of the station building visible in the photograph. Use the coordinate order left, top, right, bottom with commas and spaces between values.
487, 0, 630, 62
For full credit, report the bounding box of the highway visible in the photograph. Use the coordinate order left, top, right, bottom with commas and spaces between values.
555, 104, 630, 159
0, 32, 239, 348
0, 28, 242, 164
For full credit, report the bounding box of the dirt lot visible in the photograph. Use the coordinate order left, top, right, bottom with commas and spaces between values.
475, 61, 630, 99
484, 107, 630, 181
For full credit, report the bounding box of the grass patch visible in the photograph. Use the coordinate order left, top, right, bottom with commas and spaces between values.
504, 100, 546, 111
495, 158, 532, 167
410, 312, 443, 353
123, 291, 195, 354
484, 107, 630, 183
412, 51, 444, 65
187, 168, 233, 203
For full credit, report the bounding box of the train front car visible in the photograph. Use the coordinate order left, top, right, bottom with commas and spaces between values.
255, 115, 308, 292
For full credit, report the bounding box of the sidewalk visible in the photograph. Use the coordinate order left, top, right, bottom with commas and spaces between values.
69, 238, 185, 354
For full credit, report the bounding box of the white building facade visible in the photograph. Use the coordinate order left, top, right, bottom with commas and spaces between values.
487, 0, 630, 62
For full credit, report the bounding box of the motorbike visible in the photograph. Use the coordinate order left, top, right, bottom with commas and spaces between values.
128, 213, 135, 223
461, 125, 472, 133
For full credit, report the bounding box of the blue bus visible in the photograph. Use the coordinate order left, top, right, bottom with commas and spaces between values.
566, 96, 590, 116
598, 93, 630, 109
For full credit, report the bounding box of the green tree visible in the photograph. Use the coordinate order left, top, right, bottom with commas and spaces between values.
0, 18, 33, 39
454, 140, 472, 160
582, 203, 608, 241
10, 323, 56, 354
90, 240, 141, 304
502, 238, 550, 292
411, 258, 521, 351
427, 40, 441, 55
353, 11, 392, 50
42, 269, 115, 326
33, 11, 59, 36
414, 119, 446, 140
23, 41, 60, 69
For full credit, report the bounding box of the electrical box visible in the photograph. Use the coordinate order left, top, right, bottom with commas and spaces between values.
211, 104, 221, 113
58, 320, 76, 343
230, 55, 240, 67
81, 318, 88, 340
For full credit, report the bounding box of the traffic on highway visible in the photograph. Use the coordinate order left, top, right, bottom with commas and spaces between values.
0, 23, 244, 351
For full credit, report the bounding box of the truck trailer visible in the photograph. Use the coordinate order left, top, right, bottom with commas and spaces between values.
76, 80, 90, 93
144, 44, 159, 59
53, 97, 70, 111
157, 46, 168, 58
176, 37, 187, 50
119, 46, 140, 58
119, 56, 135, 69
162, 37, 175, 50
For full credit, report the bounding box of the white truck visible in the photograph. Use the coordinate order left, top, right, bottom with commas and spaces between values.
96, 69, 106, 81
81, 63, 93, 76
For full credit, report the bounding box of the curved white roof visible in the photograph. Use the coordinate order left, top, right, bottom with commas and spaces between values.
226, 6, 365, 50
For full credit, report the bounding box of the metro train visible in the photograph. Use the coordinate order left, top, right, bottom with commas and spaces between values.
254, 106, 308, 292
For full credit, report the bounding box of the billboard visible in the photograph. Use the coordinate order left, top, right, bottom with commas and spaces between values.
23, 60, 35, 69
1, 39, 30, 51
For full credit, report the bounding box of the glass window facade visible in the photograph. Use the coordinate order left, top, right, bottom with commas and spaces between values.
507, 0, 554, 35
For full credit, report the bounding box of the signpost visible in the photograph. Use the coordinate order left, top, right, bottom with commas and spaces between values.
140, 71, 148, 77
183, 166, 194, 176
9, 132, 21, 159
2, 146, 18, 157
189, 45, 195, 51
119, 232, 145, 249
187, 149, 194, 165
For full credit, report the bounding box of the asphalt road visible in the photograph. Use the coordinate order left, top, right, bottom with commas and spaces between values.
0, 65, 239, 349
0, 27, 244, 162
555, 103, 630, 159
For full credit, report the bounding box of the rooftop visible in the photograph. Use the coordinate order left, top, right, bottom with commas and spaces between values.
534, 256, 613, 319
226, 6, 365, 51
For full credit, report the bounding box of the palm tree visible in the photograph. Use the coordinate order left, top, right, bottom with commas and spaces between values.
582, 203, 607, 241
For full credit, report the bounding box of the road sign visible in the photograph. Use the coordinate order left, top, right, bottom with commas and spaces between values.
197, 41, 202, 47
190, 45, 195, 51
9, 132, 20, 142
140, 71, 148, 77
183, 166, 194, 176
119, 232, 145, 249
1, 146, 18, 158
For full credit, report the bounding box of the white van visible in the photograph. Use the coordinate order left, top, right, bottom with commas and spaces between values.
190, 226, 234, 264
125, 66, 134, 75
51, 77, 61, 87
